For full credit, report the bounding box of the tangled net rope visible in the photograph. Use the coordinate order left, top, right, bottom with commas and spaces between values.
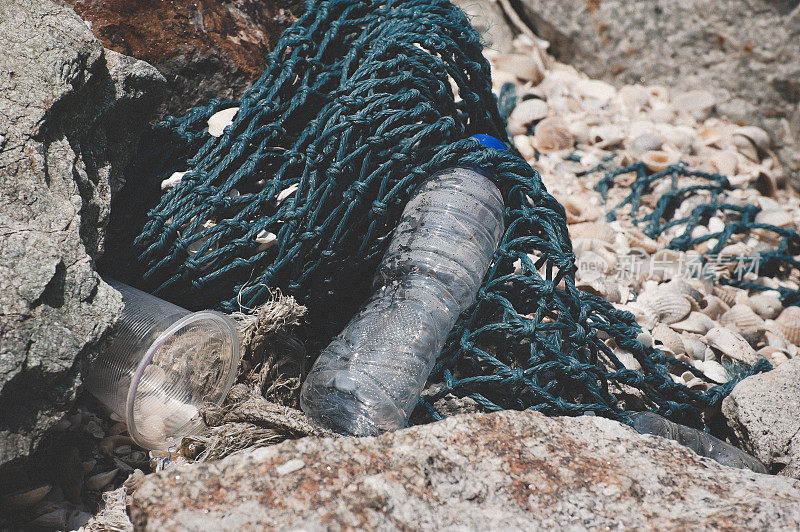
105, 0, 772, 431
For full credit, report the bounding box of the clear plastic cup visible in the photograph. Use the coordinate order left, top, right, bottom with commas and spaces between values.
83, 279, 240, 450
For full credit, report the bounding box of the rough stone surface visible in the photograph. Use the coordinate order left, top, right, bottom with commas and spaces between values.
453, 0, 515, 54
723, 357, 800, 479
0, 0, 164, 471
516, 0, 800, 186
131, 411, 800, 530
58, 0, 303, 117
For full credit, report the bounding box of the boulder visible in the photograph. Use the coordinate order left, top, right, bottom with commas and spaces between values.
723, 357, 800, 479
515, 0, 800, 187
0, 0, 164, 472
57, 0, 303, 117
131, 411, 800, 529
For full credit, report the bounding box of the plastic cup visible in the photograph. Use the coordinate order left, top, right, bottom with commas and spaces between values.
83, 279, 240, 450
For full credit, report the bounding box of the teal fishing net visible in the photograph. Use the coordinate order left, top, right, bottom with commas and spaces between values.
105, 0, 775, 430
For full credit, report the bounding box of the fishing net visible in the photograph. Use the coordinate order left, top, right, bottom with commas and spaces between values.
105, 0, 775, 431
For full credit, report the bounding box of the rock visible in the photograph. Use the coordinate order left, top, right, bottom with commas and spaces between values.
723, 357, 800, 479
58, 0, 303, 117
131, 411, 800, 529
0, 0, 164, 472
452, 0, 516, 54
515, 0, 800, 187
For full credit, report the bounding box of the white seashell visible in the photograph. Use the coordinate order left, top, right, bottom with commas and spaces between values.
623, 301, 659, 330
764, 329, 789, 350
276, 184, 299, 204
615, 349, 641, 371
704, 327, 758, 365
630, 132, 663, 154
255, 229, 278, 250
774, 306, 800, 345
733, 125, 770, 151
671, 90, 715, 120
720, 304, 765, 346
513, 134, 536, 160
569, 221, 617, 243
700, 294, 730, 319
680, 335, 708, 360
588, 124, 625, 148
638, 289, 692, 325
493, 54, 544, 84
0, 485, 51, 512
712, 285, 746, 307
733, 133, 759, 162
757, 346, 790, 366
755, 207, 794, 228
710, 149, 738, 176
161, 171, 187, 191
575, 79, 617, 102
207, 107, 239, 137
641, 150, 678, 173
86, 469, 119, 491
561, 198, 604, 224
670, 311, 715, 335
697, 360, 730, 383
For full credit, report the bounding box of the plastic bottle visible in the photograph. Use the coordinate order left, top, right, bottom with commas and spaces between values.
630, 412, 767, 473
301, 138, 506, 436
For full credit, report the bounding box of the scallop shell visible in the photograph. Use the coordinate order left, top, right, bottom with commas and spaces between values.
696, 359, 730, 383
641, 150, 679, 173
0, 485, 51, 512
720, 304, 765, 335
652, 323, 685, 354
508, 98, 549, 135
775, 306, 800, 345
681, 334, 708, 360
670, 311, 715, 335
569, 221, 617, 243
638, 289, 692, 325
662, 280, 706, 307
745, 292, 783, 319
623, 301, 658, 330
712, 285, 746, 307
704, 327, 758, 365
86, 469, 119, 491
700, 294, 730, 320
532, 117, 574, 153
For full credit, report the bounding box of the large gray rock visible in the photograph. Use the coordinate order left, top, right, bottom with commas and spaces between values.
131, 411, 800, 530
0, 0, 164, 471
723, 358, 800, 479
516, 0, 800, 186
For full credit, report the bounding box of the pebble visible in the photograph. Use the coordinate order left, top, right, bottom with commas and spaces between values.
276, 458, 306, 476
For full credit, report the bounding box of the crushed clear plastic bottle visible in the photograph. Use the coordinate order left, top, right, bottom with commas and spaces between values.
300, 166, 505, 436
630, 412, 767, 473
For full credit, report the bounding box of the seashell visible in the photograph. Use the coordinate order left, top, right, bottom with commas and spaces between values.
276, 184, 299, 204
161, 171, 187, 191
757, 346, 790, 366
764, 328, 789, 350
707, 216, 726, 234
638, 289, 692, 325
26, 509, 67, 529
652, 324, 685, 354
532, 117, 574, 153
754, 171, 778, 198
733, 133, 759, 162
775, 306, 800, 345
493, 54, 544, 84
568, 121, 591, 144
720, 304, 765, 346
670, 311, 715, 335
84, 419, 105, 439
630, 132, 663, 154
671, 89, 715, 120
86, 469, 119, 491
99, 435, 135, 457
712, 285, 746, 307
641, 150, 678, 173
0, 485, 51, 512
588, 125, 625, 148
743, 293, 781, 321
674, 370, 708, 390
561, 197, 605, 224
662, 280, 706, 307
733, 126, 770, 151
508, 99, 549, 135
646, 249, 685, 282
513, 134, 536, 159
704, 327, 758, 365
618, 85, 650, 111
681, 334, 708, 360
576, 79, 617, 102
623, 301, 659, 330
614, 349, 641, 371
569, 221, 617, 243
755, 207, 794, 228
696, 125, 722, 147
700, 294, 730, 319
710, 149, 738, 176
207, 107, 239, 137
255, 230, 278, 251
696, 360, 730, 383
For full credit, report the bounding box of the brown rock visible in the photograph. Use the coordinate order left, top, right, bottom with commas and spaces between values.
57, 0, 303, 117
131, 411, 800, 529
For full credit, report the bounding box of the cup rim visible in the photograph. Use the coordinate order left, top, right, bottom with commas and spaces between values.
125, 310, 240, 449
